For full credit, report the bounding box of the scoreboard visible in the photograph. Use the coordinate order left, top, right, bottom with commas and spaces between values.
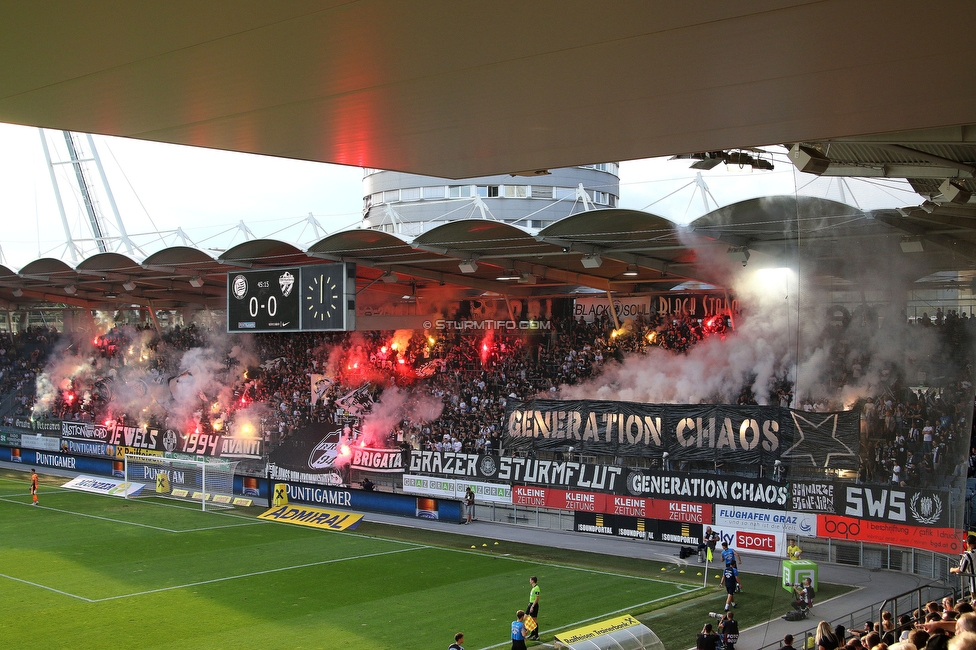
227, 263, 356, 333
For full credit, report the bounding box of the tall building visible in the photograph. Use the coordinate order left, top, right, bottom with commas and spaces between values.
361, 164, 620, 236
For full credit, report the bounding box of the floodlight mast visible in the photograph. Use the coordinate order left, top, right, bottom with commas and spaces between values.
39, 129, 142, 261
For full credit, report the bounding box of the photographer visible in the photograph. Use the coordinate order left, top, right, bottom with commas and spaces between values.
719, 611, 739, 650
697, 623, 719, 650
791, 577, 815, 610
699, 526, 720, 562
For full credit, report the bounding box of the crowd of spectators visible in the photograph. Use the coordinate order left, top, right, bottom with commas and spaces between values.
0, 326, 58, 424
791, 596, 976, 650
0, 304, 972, 493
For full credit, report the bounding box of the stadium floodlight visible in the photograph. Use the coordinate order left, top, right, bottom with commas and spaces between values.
124, 453, 238, 511
122, 280, 137, 291
581, 254, 602, 268
189, 276, 205, 288
458, 259, 478, 274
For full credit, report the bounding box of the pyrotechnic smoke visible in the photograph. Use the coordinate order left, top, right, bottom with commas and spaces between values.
33, 323, 262, 435
558, 219, 948, 407
355, 386, 443, 448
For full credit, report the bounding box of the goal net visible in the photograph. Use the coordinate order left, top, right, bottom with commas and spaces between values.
124, 454, 239, 511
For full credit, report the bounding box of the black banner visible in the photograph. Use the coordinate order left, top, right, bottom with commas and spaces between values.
621, 468, 789, 508
839, 484, 950, 527
505, 399, 859, 468
268, 422, 345, 485
789, 480, 838, 514
61, 420, 111, 442
409, 450, 626, 492
12, 417, 61, 434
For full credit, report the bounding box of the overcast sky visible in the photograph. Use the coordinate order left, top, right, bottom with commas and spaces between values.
0, 122, 921, 270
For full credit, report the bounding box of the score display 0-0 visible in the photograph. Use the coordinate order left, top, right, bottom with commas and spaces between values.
226, 263, 356, 333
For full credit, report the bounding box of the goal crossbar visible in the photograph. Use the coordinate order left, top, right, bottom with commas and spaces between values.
123, 453, 238, 511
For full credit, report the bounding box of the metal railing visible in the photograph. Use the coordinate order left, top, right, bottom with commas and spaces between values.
755, 584, 956, 650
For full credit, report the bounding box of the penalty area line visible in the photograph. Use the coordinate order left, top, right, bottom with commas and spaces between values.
89, 545, 429, 602
0, 572, 93, 602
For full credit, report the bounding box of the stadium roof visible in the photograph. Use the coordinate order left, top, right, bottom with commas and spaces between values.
2, 199, 974, 311
1, 3, 975, 311
1, 2, 973, 181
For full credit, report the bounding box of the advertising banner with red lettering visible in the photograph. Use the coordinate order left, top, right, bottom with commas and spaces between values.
512, 486, 711, 523
505, 400, 859, 469
817, 514, 962, 554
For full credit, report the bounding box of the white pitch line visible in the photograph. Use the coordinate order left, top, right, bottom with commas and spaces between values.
442, 544, 697, 586
0, 572, 94, 602
0, 496, 183, 532
88, 545, 428, 602
0, 494, 264, 533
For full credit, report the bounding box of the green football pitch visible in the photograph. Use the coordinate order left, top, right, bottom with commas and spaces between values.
0, 473, 707, 649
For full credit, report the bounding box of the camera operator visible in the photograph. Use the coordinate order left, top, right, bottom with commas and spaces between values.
719, 611, 739, 650
696, 623, 719, 650
791, 577, 814, 610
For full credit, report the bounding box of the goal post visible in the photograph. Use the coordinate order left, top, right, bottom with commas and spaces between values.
123, 454, 239, 511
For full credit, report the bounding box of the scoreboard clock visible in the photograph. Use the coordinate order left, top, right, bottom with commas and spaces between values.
227, 268, 301, 332
300, 263, 356, 331
226, 264, 355, 333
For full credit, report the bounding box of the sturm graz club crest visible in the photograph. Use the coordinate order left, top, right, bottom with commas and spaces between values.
162, 429, 179, 452
910, 492, 943, 525
232, 274, 248, 300
478, 454, 498, 478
